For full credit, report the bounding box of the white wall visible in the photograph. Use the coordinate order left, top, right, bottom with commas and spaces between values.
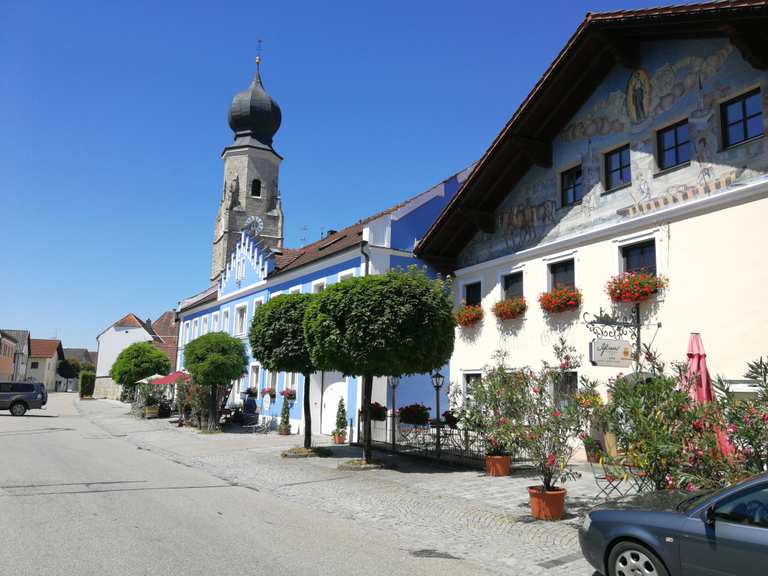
96, 326, 153, 378
451, 194, 768, 395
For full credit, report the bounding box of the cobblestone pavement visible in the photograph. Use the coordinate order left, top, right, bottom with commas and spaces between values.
79, 399, 602, 576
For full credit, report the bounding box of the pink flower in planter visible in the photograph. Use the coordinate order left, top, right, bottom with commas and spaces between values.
532, 386, 542, 395
546, 453, 556, 466
552, 410, 561, 418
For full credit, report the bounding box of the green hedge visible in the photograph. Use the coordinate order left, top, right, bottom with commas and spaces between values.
79, 371, 96, 397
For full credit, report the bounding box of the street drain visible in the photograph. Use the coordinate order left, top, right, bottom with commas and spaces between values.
410, 549, 459, 560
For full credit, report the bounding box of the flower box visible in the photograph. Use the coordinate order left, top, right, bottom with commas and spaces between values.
369, 402, 387, 421
538, 285, 582, 314
606, 271, 667, 304
398, 403, 430, 425
280, 389, 296, 400
261, 387, 276, 398
456, 304, 483, 327
492, 296, 527, 321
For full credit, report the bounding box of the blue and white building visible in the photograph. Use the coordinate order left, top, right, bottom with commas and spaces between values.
176, 60, 472, 438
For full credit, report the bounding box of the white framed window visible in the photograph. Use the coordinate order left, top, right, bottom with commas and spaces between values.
270, 371, 279, 389
288, 285, 301, 295
286, 372, 298, 391
192, 319, 199, 339
236, 259, 245, 282
338, 268, 356, 282
249, 364, 260, 393
184, 321, 191, 344
462, 372, 482, 405
201, 315, 209, 335
312, 279, 326, 294
212, 312, 220, 332
221, 308, 230, 334
252, 297, 264, 318
234, 303, 248, 336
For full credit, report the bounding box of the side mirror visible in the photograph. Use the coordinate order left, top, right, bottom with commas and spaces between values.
704, 506, 716, 527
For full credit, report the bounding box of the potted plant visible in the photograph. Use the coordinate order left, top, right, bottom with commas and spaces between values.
332, 397, 347, 444
398, 403, 430, 426
606, 271, 667, 304
370, 401, 387, 421
455, 362, 528, 477
261, 387, 276, 398
278, 392, 291, 435
580, 434, 603, 463
280, 388, 297, 402
516, 349, 598, 520
143, 394, 160, 419
456, 303, 483, 327
538, 285, 582, 314
491, 296, 527, 321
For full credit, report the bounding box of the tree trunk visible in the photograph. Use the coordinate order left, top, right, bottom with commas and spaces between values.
207, 386, 218, 431
362, 374, 373, 463
303, 372, 312, 449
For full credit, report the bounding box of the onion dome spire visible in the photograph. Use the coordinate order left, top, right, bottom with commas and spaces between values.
227, 56, 282, 146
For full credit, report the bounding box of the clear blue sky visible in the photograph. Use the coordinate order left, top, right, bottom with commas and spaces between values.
1, 0, 657, 349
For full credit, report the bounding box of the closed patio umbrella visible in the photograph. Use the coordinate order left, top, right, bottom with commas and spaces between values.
685, 333, 732, 455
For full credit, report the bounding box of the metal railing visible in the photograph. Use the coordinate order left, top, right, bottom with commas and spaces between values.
356, 411, 531, 467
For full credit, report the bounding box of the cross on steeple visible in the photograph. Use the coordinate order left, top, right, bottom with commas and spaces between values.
255, 39, 263, 70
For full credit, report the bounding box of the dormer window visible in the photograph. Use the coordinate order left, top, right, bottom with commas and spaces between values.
251, 179, 262, 198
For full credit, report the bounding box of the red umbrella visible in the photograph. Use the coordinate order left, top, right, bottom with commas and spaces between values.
685, 333, 732, 455
150, 371, 190, 385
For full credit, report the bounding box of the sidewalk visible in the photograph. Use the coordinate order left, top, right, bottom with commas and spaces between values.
77, 398, 599, 576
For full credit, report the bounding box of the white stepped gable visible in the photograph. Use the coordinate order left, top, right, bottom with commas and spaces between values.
218, 231, 273, 295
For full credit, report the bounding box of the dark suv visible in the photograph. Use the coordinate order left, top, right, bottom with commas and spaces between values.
0, 382, 48, 416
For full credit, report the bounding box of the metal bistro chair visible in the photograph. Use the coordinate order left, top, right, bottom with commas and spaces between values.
590, 457, 630, 500
624, 463, 654, 494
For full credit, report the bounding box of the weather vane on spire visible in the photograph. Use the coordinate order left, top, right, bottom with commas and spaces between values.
256, 39, 263, 70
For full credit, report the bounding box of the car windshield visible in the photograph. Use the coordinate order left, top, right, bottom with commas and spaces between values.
677, 475, 768, 512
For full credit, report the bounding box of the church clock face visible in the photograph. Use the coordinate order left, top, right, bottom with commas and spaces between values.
253, 216, 264, 235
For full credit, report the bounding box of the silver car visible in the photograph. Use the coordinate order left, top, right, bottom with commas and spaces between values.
0, 382, 48, 416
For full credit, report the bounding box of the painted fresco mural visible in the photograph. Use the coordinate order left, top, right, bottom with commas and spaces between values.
459, 39, 768, 267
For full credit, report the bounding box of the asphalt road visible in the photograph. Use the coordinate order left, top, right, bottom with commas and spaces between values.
0, 394, 494, 576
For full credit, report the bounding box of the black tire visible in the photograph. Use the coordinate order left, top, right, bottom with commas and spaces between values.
608, 541, 668, 576
10, 402, 28, 416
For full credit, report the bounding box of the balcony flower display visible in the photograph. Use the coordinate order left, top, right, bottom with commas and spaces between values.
398, 403, 430, 426
538, 285, 582, 314
261, 387, 276, 398
606, 271, 668, 304
280, 388, 296, 401
369, 401, 387, 421
492, 296, 527, 321
456, 303, 483, 327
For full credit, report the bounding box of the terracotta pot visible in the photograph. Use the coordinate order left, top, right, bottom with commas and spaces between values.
144, 405, 159, 419
485, 455, 511, 476
586, 450, 601, 464
528, 486, 566, 520
278, 428, 291, 436
333, 434, 346, 445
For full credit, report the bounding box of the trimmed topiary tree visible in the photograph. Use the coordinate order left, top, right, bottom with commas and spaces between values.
184, 332, 247, 431
278, 392, 291, 434
110, 342, 170, 400
79, 371, 96, 398
249, 293, 318, 448
304, 267, 455, 463
334, 397, 348, 440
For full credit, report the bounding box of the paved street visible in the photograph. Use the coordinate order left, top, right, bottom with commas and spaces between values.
1, 394, 599, 576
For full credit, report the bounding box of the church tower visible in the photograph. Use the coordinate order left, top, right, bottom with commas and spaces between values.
211, 58, 284, 282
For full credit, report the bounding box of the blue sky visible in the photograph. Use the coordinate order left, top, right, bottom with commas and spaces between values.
1, 0, 658, 348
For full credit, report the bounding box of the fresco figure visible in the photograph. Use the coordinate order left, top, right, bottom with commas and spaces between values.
627, 69, 651, 124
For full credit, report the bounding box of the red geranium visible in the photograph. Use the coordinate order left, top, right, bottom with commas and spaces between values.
538, 285, 582, 314
491, 296, 527, 321
606, 271, 667, 304
456, 303, 484, 327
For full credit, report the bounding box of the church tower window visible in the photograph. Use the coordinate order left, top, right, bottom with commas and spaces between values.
251, 179, 262, 198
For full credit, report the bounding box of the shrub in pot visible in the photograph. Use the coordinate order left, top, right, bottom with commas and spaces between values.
278, 393, 291, 435
332, 397, 348, 444
398, 403, 430, 426
370, 401, 387, 421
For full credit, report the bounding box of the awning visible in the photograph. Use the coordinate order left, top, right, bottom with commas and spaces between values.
150, 371, 191, 385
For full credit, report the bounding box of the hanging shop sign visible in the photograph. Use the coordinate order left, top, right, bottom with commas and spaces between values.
590, 338, 633, 367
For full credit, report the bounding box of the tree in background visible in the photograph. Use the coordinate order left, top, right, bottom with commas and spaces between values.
250, 293, 318, 449
304, 267, 455, 463
110, 342, 170, 400
184, 333, 247, 431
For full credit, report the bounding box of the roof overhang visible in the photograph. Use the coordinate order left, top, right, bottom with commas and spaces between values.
415, 1, 768, 272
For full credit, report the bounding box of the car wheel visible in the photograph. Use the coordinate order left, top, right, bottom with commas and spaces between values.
608, 541, 668, 576
10, 402, 27, 416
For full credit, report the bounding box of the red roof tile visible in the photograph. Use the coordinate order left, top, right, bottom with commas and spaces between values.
30, 339, 63, 359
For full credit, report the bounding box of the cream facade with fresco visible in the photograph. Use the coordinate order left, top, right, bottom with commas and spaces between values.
448, 37, 768, 397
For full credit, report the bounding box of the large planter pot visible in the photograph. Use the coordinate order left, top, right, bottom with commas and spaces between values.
144, 405, 159, 419
528, 486, 566, 520
485, 455, 511, 476
278, 428, 291, 436
333, 433, 346, 445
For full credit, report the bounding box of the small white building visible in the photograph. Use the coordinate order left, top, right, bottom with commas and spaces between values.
94, 313, 178, 399
28, 339, 64, 391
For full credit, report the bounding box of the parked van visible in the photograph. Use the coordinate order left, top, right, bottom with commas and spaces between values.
0, 382, 48, 416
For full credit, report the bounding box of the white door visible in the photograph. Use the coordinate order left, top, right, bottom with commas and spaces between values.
321, 373, 347, 436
